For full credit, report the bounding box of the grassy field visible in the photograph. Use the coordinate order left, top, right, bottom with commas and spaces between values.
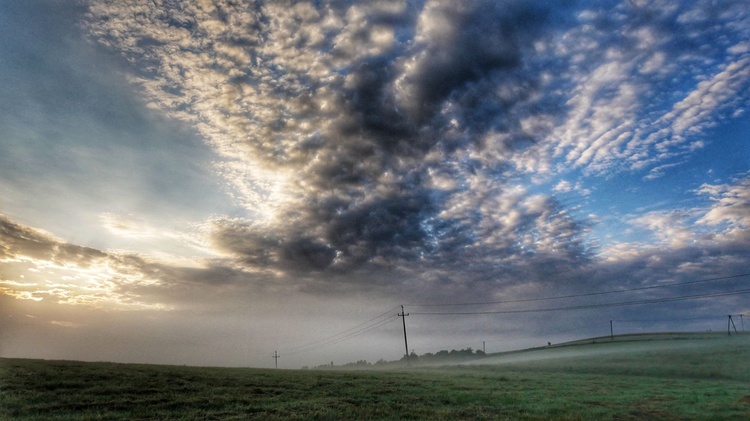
2, 332, 749, 420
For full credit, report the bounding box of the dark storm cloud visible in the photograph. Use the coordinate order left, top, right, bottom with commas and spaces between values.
253, 0, 571, 273
326, 191, 436, 262
210, 218, 282, 267
281, 237, 338, 271
395, 0, 550, 124
341, 57, 416, 150
334, 0, 557, 154
210, 218, 337, 271
81, 0, 750, 287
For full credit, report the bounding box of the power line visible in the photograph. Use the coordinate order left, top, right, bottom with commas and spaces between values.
279, 317, 399, 356
279, 305, 398, 353
417, 325, 587, 355
271, 273, 750, 362
614, 315, 730, 323
281, 316, 400, 357
405, 272, 750, 308
410, 288, 750, 315
413, 313, 744, 357
279, 315, 399, 356
278, 306, 401, 356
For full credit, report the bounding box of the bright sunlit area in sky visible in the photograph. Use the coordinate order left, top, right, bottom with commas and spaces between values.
1, 0, 749, 368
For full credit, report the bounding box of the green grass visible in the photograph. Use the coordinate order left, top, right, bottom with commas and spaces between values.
2, 333, 749, 420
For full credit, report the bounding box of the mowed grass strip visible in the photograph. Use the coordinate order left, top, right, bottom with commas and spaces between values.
2, 335, 749, 420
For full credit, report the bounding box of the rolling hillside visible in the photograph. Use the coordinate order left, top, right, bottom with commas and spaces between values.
2, 331, 749, 420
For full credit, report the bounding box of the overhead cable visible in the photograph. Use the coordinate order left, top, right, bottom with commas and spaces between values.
278, 305, 400, 356
405, 272, 750, 308
410, 288, 750, 315
281, 316, 400, 356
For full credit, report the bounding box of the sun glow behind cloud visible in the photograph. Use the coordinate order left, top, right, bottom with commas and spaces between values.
0, 217, 171, 310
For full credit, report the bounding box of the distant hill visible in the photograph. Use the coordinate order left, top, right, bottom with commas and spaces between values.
465, 331, 750, 382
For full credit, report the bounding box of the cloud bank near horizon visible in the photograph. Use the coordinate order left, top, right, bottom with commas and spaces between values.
2, 173, 748, 308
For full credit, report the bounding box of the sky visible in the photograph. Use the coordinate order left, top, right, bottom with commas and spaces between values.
1, 0, 749, 369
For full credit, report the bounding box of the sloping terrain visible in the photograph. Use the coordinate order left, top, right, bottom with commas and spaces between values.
468, 331, 750, 382
1, 332, 749, 420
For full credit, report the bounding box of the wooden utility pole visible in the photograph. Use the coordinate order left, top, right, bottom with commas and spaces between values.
610, 320, 614, 340
398, 305, 410, 366
273, 351, 280, 369
728, 315, 738, 335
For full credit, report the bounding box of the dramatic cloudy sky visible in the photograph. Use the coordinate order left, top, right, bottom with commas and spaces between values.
1, 0, 749, 368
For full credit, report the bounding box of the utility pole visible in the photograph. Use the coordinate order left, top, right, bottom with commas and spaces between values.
728, 315, 738, 335
610, 320, 614, 340
741, 314, 745, 331
273, 351, 280, 369
483, 341, 486, 354
398, 305, 410, 366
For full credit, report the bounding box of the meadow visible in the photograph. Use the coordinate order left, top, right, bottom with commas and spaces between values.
2, 332, 749, 420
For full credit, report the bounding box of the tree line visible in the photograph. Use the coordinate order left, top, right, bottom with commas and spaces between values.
302, 348, 487, 370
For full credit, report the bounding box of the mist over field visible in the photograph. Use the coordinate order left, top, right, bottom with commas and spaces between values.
3, 333, 749, 419
471, 332, 747, 367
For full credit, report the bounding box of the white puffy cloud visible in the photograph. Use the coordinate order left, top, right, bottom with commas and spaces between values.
697, 177, 750, 231
601, 175, 750, 259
